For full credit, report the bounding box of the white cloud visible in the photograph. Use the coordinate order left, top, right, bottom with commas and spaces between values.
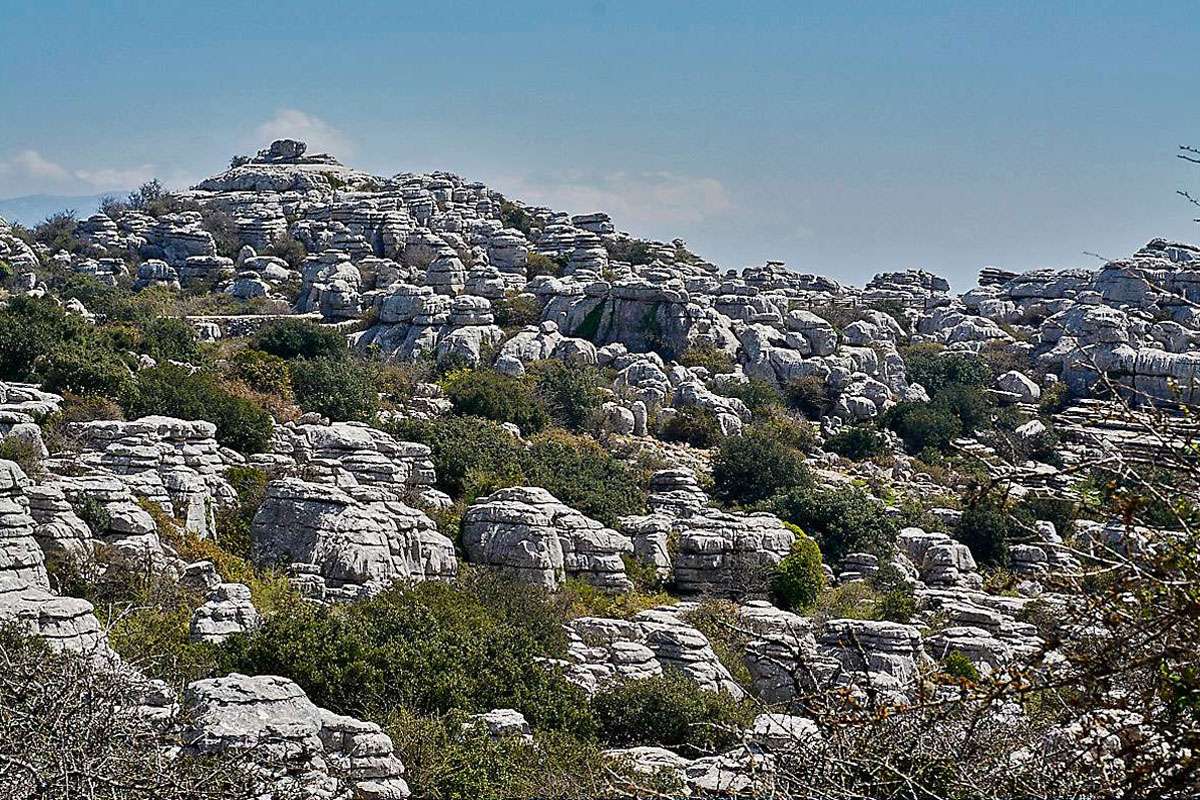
501, 169, 734, 229
74, 164, 157, 190
0, 149, 157, 197
8, 149, 70, 180
252, 109, 352, 158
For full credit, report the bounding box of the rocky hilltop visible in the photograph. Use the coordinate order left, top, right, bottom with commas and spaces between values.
0, 139, 1197, 798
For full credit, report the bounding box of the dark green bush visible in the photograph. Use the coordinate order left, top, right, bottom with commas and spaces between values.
529, 360, 604, 431
768, 484, 898, 564
712, 427, 810, 506
902, 345, 991, 395
40, 341, 134, 399
219, 572, 595, 736
291, 356, 379, 422
264, 233, 307, 268
678, 344, 736, 374
33, 210, 80, 253
250, 318, 347, 360
825, 425, 889, 461
122, 365, 272, 454
712, 377, 783, 413
214, 466, 268, 560
387, 416, 527, 501
883, 401, 963, 455
525, 252, 561, 279
955, 490, 1014, 568
443, 368, 548, 434
386, 709, 616, 800
141, 317, 200, 363
770, 533, 826, 612
387, 418, 646, 525
523, 430, 647, 526
0, 295, 92, 382
492, 293, 542, 328
784, 374, 832, 418
659, 406, 723, 448
227, 349, 294, 401
592, 674, 754, 753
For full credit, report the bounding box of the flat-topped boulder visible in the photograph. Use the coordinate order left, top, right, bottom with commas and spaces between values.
461, 486, 633, 591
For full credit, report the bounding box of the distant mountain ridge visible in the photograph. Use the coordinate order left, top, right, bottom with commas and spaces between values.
0, 192, 128, 226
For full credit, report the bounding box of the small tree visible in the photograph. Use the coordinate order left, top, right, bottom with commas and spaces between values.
770, 532, 826, 612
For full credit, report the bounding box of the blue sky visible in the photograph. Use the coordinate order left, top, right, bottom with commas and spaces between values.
2, 0, 1198, 286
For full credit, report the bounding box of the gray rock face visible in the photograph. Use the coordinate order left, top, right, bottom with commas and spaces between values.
251, 478, 456, 601
672, 510, 795, 596
189, 582, 260, 644
996, 369, 1042, 402
633, 607, 746, 698
739, 600, 838, 703
0, 574, 113, 659
461, 487, 633, 591
818, 619, 928, 690
0, 460, 48, 590
261, 420, 448, 508
66, 415, 235, 539
562, 616, 664, 692
182, 673, 409, 798
465, 709, 533, 741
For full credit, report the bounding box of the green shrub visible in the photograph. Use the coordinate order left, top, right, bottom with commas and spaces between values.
493, 293, 542, 328
753, 412, 818, 453
592, 674, 754, 753
264, 233, 307, 268
0, 295, 93, 383
529, 360, 605, 431
219, 572, 595, 735
712, 377, 783, 413
385, 708, 615, 800
387, 416, 528, 501
227, 349, 294, 401
784, 374, 833, 418
0, 436, 43, 478
770, 533, 826, 612
678, 344, 736, 374
941, 650, 981, 682
250, 318, 347, 360
443, 368, 548, 434
214, 466, 269, 560
901, 346, 991, 395
825, 425, 889, 461
291, 356, 379, 422
199, 209, 240, 258
122, 365, 272, 454
955, 490, 1014, 568
525, 252, 561, 279
883, 401, 963, 455
768, 484, 898, 564
40, 340, 134, 399
141, 317, 200, 363
523, 430, 648, 526
870, 562, 916, 623
498, 200, 535, 236
1039, 380, 1070, 414
33, 209, 79, 253
712, 427, 810, 506
659, 406, 723, 448
680, 599, 752, 689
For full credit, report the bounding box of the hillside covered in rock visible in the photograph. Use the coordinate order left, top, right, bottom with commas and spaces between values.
0, 138, 1198, 799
